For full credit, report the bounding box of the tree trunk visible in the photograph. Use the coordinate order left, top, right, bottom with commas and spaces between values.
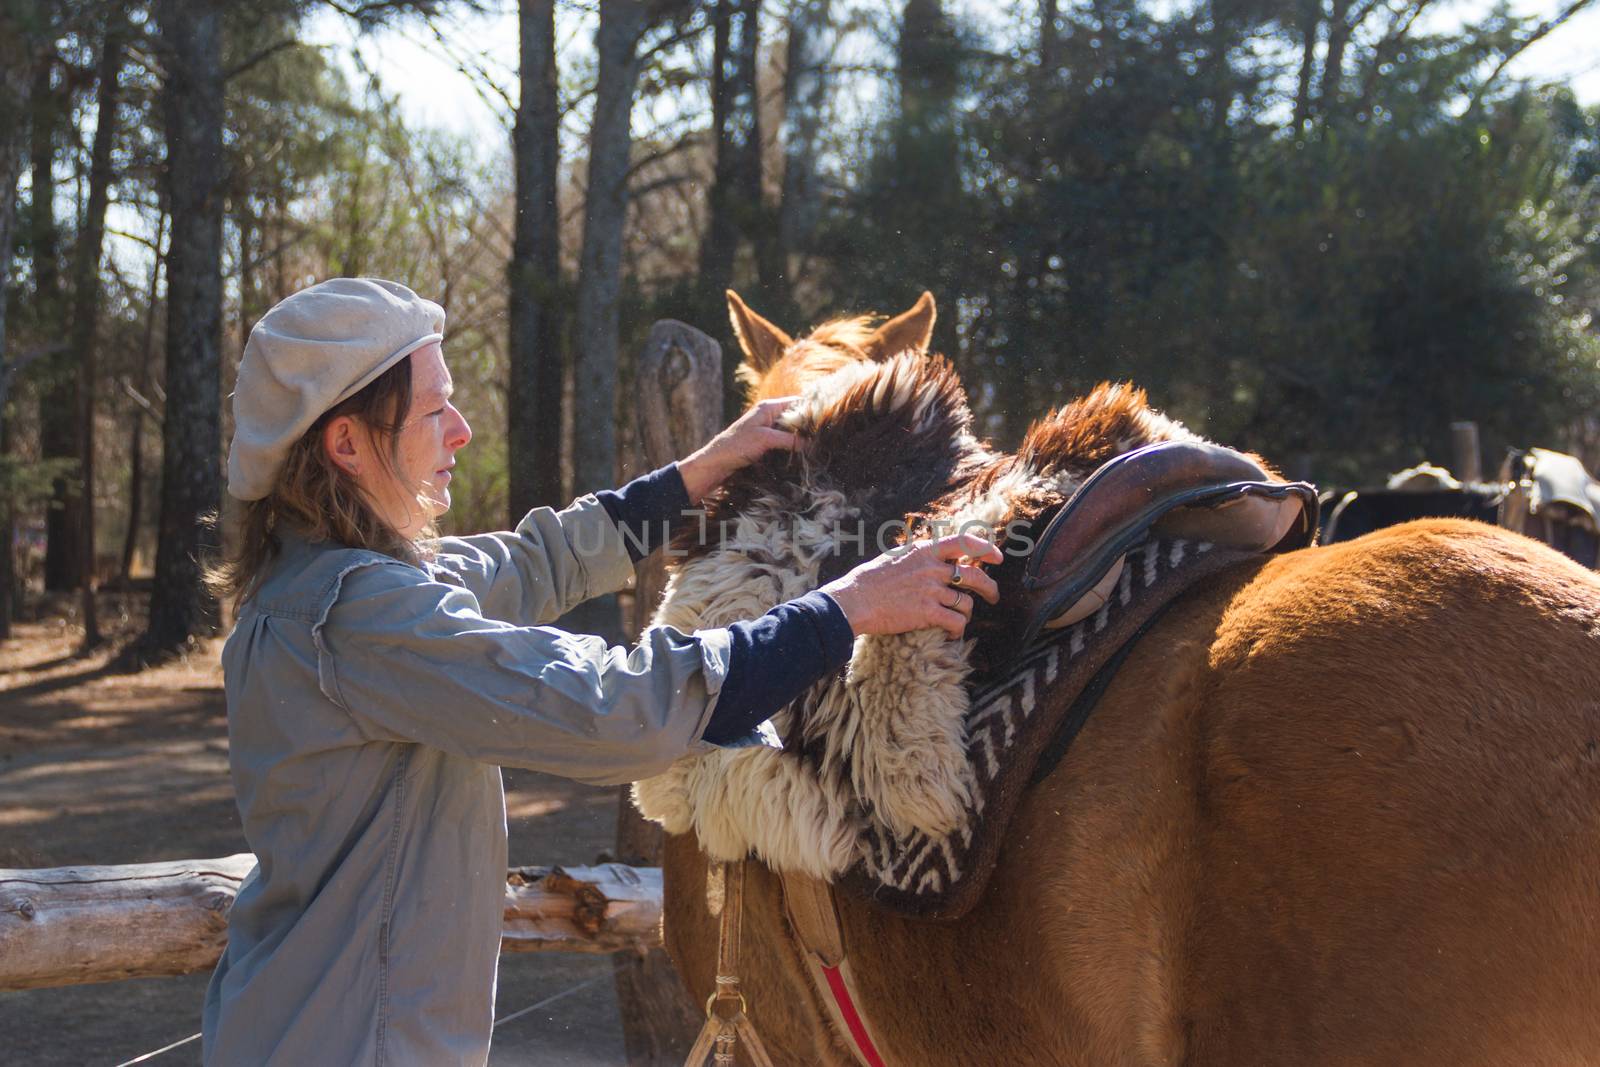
699, 0, 766, 376
122, 210, 166, 586
1039, 0, 1059, 70
236, 208, 258, 359
1204, 0, 1236, 134
0, 15, 35, 639
68, 17, 126, 649
1320, 0, 1353, 116
0, 417, 14, 637
614, 320, 724, 1065
699, 0, 734, 303
140, 0, 224, 662
574, 0, 650, 499
122, 406, 147, 584
1293, 0, 1319, 130
271, 187, 290, 304
775, 0, 831, 313
745, 3, 784, 311
569, 0, 651, 640
704, 0, 771, 313
31, 52, 82, 594
508, 0, 565, 523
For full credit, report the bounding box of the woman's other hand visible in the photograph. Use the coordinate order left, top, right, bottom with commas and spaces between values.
821, 533, 1003, 641
678, 396, 803, 504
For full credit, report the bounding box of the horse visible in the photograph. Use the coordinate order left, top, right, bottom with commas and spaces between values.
634, 291, 1600, 1065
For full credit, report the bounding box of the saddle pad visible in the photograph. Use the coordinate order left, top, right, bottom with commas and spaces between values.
838, 536, 1254, 920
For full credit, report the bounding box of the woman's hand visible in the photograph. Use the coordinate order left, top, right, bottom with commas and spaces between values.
678, 396, 803, 504
821, 533, 1004, 641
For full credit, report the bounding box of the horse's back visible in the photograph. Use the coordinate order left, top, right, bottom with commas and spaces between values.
1025, 519, 1600, 1065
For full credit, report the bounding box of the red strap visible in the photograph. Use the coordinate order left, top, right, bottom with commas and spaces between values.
821, 964, 888, 1067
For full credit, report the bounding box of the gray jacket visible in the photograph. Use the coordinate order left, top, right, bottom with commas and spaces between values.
201, 495, 731, 1065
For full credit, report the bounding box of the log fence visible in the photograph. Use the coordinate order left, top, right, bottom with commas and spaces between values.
0, 855, 663, 991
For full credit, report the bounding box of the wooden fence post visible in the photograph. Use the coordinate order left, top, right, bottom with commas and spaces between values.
1451, 421, 1482, 484
613, 320, 725, 1064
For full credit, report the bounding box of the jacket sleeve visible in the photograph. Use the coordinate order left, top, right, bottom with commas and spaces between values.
428, 493, 638, 627
314, 560, 731, 785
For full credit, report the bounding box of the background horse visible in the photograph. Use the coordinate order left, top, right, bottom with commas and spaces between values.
644, 292, 1600, 1066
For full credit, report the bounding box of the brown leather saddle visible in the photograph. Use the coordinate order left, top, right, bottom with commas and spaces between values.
1005, 441, 1318, 668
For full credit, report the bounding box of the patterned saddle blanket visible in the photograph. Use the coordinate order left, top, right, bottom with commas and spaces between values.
840, 536, 1252, 918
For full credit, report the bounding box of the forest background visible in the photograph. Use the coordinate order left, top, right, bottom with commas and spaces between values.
1, 0, 1598, 661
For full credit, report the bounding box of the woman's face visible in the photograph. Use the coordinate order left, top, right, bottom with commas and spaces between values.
331, 342, 473, 539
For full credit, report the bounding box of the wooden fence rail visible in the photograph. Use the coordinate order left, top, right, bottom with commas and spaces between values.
0, 855, 663, 992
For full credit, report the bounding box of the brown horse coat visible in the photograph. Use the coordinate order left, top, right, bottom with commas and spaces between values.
657, 296, 1600, 1066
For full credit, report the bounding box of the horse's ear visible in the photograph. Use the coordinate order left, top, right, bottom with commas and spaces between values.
865, 291, 936, 361
726, 290, 793, 373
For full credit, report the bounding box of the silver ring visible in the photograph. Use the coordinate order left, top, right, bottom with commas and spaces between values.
950, 563, 963, 587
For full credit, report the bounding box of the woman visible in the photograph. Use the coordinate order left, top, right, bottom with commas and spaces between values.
199, 277, 1001, 1065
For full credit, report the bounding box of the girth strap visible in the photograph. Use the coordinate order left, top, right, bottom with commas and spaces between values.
781, 870, 890, 1067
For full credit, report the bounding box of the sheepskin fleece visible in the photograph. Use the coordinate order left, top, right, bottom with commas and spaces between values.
631, 357, 1201, 880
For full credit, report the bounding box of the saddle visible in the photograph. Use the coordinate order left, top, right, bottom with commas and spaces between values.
1008, 441, 1317, 664
1499, 447, 1600, 569
1500, 447, 1600, 527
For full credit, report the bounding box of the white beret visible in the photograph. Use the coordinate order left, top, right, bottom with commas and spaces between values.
227, 278, 445, 501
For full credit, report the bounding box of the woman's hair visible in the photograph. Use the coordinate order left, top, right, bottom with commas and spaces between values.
206, 355, 436, 612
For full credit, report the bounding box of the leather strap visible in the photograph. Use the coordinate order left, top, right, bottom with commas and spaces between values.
716, 860, 745, 988
781, 870, 890, 1067
686, 861, 778, 1067
782, 869, 845, 966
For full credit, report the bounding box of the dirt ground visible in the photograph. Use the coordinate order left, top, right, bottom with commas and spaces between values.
0, 597, 637, 1065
